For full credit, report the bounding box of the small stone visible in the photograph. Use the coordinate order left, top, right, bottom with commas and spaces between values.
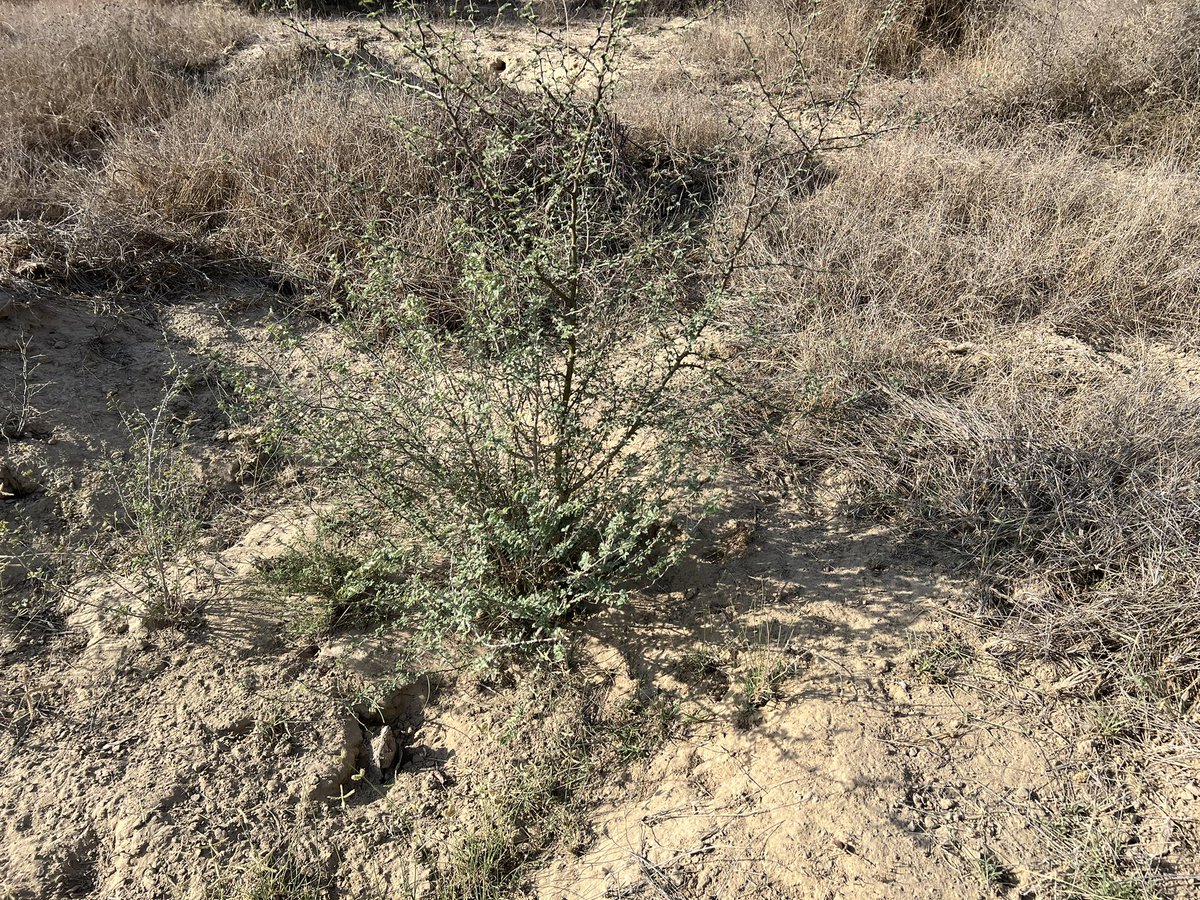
938, 798, 956, 811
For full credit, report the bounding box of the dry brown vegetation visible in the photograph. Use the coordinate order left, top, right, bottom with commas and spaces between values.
3, 0, 1200, 897
0, 1, 248, 214
734, 135, 1200, 337
939, 0, 1200, 158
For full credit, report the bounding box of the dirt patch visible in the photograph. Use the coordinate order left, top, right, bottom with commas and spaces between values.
1, 7, 1197, 899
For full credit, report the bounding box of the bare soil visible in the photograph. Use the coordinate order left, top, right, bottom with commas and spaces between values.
2, 8, 1198, 899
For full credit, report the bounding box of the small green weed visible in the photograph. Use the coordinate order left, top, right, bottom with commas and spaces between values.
975, 849, 1016, 895
107, 376, 206, 627
257, 522, 415, 638
1042, 805, 1163, 900
207, 842, 331, 900
734, 652, 801, 728
909, 630, 974, 685
729, 621, 803, 727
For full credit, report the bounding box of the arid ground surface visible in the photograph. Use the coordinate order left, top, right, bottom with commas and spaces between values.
3, 1, 1200, 898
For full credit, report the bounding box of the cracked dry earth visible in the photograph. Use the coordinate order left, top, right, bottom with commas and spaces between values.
1, 292, 1197, 899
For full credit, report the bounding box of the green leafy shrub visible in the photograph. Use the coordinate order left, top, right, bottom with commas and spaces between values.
276, 3, 718, 645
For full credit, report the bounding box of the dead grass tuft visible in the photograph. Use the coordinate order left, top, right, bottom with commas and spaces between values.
685, 0, 1004, 86
89, 74, 441, 283
0, 0, 249, 216
932, 0, 1200, 160
724, 312, 1200, 713
732, 132, 1200, 339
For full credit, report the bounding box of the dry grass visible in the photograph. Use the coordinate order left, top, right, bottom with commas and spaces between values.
0, 23, 454, 288
709, 0, 1200, 704
731, 131, 1200, 339
615, 70, 737, 159
88, 72, 443, 282
0, 0, 250, 217
719, 308, 1200, 714
927, 0, 1200, 160
683, 0, 1003, 86
718, 77, 1200, 706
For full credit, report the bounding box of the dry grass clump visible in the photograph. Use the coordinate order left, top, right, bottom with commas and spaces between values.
724, 315, 1200, 709
0, 0, 249, 214
87, 73, 443, 283
684, 0, 1003, 86
0, 26, 456, 289
866, 351, 1200, 706
615, 71, 737, 159
734, 131, 1200, 339
933, 0, 1200, 160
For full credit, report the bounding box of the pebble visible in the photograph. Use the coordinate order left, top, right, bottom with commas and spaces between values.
938, 798, 956, 811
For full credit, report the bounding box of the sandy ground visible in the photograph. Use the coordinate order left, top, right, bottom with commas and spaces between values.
1, 280, 1193, 896
1, 10, 1198, 900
